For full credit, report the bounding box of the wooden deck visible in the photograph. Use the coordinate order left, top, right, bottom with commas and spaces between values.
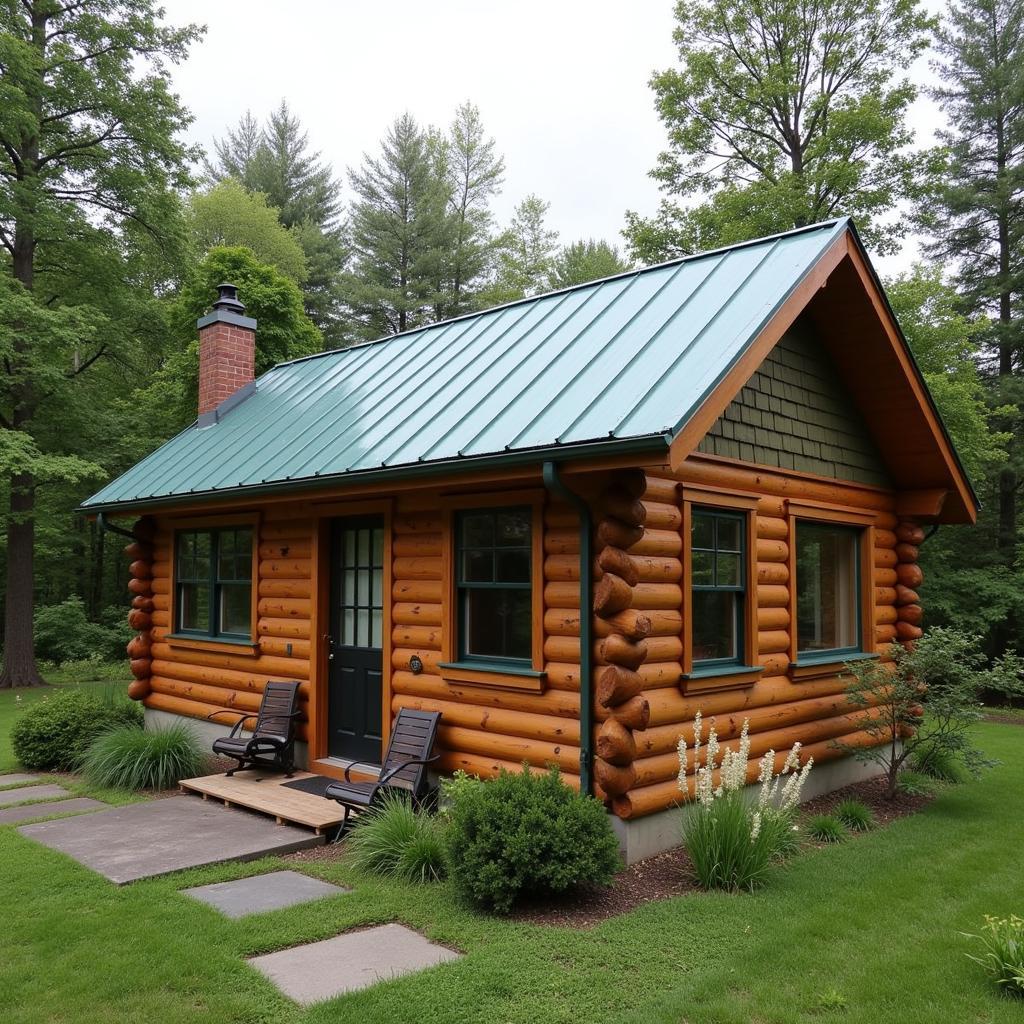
179, 770, 343, 834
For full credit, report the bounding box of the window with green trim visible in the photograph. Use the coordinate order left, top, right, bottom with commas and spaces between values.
691, 509, 746, 666
796, 522, 861, 656
175, 527, 253, 639
456, 507, 531, 664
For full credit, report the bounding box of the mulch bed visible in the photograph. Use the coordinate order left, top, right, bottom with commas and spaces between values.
280, 774, 936, 930
983, 712, 1024, 726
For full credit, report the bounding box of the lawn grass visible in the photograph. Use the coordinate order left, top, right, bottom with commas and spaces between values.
1, 722, 1021, 1023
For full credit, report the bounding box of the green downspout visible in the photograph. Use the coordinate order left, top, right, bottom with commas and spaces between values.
542, 461, 593, 795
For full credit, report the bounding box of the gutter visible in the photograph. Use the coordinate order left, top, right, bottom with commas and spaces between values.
542, 460, 593, 795
96, 511, 136, 540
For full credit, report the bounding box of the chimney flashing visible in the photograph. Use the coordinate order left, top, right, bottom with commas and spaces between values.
196, 307, 258, 332
196, 379, 258, 429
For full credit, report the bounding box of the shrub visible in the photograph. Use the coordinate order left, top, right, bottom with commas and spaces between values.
678, 712, 814, 890
347, 791, 447, 883
11, 689, 142, 771
835, 799, 875, 832
33, 596, 128, 665
896, 770, 937, 797
806, 814, 848, 843
444, 766, 621, 913
80, 723, 206, 790
910, 747, 968, 784
962, 915, 1024, 997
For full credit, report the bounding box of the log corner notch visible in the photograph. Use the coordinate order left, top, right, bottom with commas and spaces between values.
593, 469, 651, 810
124, 516, 156, 701
893, 520, 925, 647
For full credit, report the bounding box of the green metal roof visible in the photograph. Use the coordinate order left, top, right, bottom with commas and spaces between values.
83, 219, 854, 512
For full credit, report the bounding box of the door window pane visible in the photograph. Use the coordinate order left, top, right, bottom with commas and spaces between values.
336, 520, 385, 651
796, 523, 860, 653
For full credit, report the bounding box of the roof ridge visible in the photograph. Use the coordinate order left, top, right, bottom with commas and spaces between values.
273, 218, 849, 371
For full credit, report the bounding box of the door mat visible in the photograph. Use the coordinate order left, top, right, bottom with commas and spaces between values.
281, 776, 335, 797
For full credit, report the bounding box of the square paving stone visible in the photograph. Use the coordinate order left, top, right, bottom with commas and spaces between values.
0, 773, 42, 787
18, 796, 324, 884
0, 797, 105, 826
183, 870, 349, 918
248, 923, 461, 1005
0, 784, 68, 807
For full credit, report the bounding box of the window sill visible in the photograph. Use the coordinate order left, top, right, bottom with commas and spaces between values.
680, 664, 764, 694
439, 660, 546, 693
165, 634, 259, 657
789, 651, 877, 681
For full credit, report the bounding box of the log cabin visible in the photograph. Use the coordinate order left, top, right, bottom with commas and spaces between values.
81, 218, 977, 861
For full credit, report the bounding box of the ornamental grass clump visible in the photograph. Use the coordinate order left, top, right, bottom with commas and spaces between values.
347, 791, 447, 883
806, 814, 849, 844
81, 723, 205, 790
678, 712, 812, 891
962, 915, 1024, 997
835, 799, 875, 832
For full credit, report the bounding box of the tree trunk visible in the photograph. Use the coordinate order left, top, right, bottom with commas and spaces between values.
0, 476, 44, 688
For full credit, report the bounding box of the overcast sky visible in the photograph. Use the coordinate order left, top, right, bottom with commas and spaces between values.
161, 0, 946, 277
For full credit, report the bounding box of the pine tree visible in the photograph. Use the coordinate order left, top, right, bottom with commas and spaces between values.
549, 240, 630, 290
342, 113, 449, 339
495, 195, 559, 299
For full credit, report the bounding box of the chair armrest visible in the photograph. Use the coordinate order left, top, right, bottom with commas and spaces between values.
378, 754, 440, 786
343, 760, 381, 783
206, 709, 248, 738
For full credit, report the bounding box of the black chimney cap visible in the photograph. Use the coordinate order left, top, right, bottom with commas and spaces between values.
213, 282, 246, 314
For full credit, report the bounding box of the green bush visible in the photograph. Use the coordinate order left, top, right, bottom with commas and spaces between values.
897, 770, 937, 797
347, 791, 446, 882
963, 915, 1024, 997
444, 766, 621, 913
11, 689, 143, 771
806, 814, 848, 844
81, 723, 205, 791
835, 799, 875, 832
910, 747, 968, 784
685, 793, 780, 890
33, 596, 128, 665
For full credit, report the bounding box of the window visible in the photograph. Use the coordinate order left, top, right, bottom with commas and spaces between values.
456, 506, 532, 663
691, 509, 746, 666
175, 527, 253, 639
338, 522, 385, 649
796, 522, 860, 655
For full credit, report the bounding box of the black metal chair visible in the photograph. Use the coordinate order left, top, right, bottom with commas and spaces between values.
323, 708, 441, 834
209, 681, 302, 777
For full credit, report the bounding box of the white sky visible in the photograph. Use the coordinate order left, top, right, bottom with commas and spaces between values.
161, 0, 946, 277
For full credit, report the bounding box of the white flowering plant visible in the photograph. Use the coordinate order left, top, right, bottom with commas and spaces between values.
677, 711, 813, 890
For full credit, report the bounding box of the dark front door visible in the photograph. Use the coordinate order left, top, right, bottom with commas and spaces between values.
328, 516, 385, 762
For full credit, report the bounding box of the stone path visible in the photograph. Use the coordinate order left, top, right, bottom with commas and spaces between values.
19, 797, 324, 884
183, 870, 349, 918
0, 773, 43, 787
248, 922, 461, 1005
0, 797, 106, 826
0, 783, 69, 807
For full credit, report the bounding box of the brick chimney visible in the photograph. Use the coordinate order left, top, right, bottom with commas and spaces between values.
196, 283, 257, 423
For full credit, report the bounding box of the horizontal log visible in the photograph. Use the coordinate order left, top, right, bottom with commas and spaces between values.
756, 539, 789, 563
150, 579, 169, 596
544, 554, 580, 582
757, 584, 790, 608
595, 757, 635, 796
896, 563, 924, 588
896, 523, 925, 545
393, 556, 442, 581
640, 475, 679, 503
630, 583, 683, 610
393, 512, 442, 535
896, 621, 923, 641
261, 521, 315, 541
874, 512, 899, 530
438, 724, 579, 773
392, 670, 579, 718
597, 665, 644, 708
259, 636, 311, 659
876, 606, 898, 625
597, 546, 639, 587
544, 528, 580, 556
123, 541, 151, 561
127, 609, 151, 630
895, 584, 919, 606
612, 467, 649, 499
757, 629, 790, 654
127, 679, 151, 701
128, 559, 151, 580
259, 558, 311, 580
544, 609, 580, 638
613, 725, 882, 818
874, 529, 897, 549
392, 647, 443, 674
874, 548, 898, 569
151, 610, 170, 628
875, 587, 897, 606
126, 634, 151, 659
131, 595, 155, 612
895, 542, 919, 563
756, 516, 789, 541
898, 604, 923, 625
628, 555, 682, 583
150, 675, 264, 713
392, 693, 581, 744
150, 659, 311, 695
544, 663, 580, 691
392, 580, 442, 603
393, 534, 442, 558
596, 717, 636, 766
257, 597, 311, 620
258, 617, 311, 640
393, 602, 442, 626
596, 609, 678, 639
258, 579, 311, 599
628, 529, 682, 557
876, 624, 897, 643
392, 624, 442, 650
757, 606, 790, 631
874, 568, 898, 587
600, 487, 646, 527
258, 540, 311, 559
435, 750, 579, 789
611, 695, 651, 731
600, 633, 648, 670
757, 561, 789, 585
130, 658, 151, 679
756, 496, 786, 517
639, 501, 681, 530
597, 518, 644, 550
594, 573, 633, 617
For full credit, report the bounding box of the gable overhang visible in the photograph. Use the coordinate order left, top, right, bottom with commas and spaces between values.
668, 225, 979, 525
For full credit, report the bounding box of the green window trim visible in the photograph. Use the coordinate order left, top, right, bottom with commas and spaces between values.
174, 526, 254, 641
691, 508, 747, 669
455, 506, 532, 665
794, 520, 864, 659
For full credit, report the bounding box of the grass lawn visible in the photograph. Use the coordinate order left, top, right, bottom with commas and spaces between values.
1, 716, 1021, 1023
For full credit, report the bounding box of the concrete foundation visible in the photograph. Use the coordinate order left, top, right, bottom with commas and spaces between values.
611, 753, 882, 865
144, 707, 310, 769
